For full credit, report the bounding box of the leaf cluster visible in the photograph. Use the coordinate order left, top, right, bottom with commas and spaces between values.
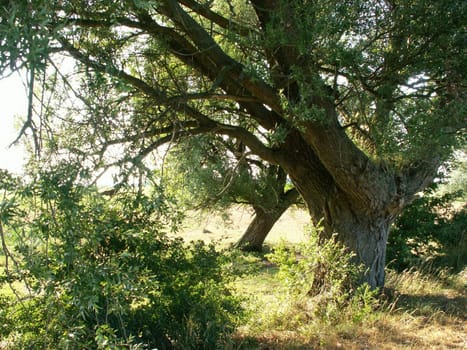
388, 184, 466, 272
164, 135, 292, 211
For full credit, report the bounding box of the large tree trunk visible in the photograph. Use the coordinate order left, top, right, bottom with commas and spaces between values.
302, 183, 393, 289
321, 194, 393, 288
275, 133, 402, 289
235, 188, 299, 251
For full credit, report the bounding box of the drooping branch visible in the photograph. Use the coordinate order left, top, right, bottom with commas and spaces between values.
58, 37, 167, 101
11, 65, 40, 151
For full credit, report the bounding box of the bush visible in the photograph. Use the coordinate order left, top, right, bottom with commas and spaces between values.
388, 185, 466, 272
266, 224, 378, 326
0, 168, 243, 349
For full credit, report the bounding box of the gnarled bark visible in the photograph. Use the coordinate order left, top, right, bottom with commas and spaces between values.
321, 193, 392, 288
275, 132, 403, 289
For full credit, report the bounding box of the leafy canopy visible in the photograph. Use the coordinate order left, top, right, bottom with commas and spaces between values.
0, 0, 463, 175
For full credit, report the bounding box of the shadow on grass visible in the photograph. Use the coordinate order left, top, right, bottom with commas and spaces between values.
231, 333, 318, 350
233, 252, 466, 349
233, 289, 466, 349
393, 292, 467, 320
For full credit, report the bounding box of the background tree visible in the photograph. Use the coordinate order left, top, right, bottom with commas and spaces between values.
387, 156, 467, 272
165, 135, 301, 251
0, 0, 465, 288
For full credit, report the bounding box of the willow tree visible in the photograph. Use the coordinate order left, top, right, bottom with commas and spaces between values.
0, 0, 464, 288
165, 135, 300, 251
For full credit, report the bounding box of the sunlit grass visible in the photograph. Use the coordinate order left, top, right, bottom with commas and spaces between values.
229, 256, 466, 349
178, 205, 309, 247
346, 267, 467, 350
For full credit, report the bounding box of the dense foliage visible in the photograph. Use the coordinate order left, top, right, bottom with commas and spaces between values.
165, 135, 270, 210
388, 185, 466, 272
0, 167, 243, 349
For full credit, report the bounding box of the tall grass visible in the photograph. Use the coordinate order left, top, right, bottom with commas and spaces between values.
231, 253, 466, 349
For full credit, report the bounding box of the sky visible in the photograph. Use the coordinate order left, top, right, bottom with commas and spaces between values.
0, 72, 28, 174
0, 71, 115, 186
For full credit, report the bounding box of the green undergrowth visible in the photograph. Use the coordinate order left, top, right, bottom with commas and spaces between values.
0, 168, 245, 350
2, 237, 466, 349
227, 236, 466, 349
228, 227, 380, 349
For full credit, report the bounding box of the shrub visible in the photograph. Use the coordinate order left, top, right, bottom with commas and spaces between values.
388, 185, 466, 272
0, 167, 243, 349
266, 224, 378, 326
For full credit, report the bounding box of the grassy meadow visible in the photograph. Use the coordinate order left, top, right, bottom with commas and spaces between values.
178, 205, 310, 245
180, 206, 466, 350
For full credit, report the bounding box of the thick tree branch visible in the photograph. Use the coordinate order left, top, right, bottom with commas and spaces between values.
158, 0, 282, 115
301, 118, 390, 211
213, 124, 278, 165
250, 0, 277, 29
72, 11, 280, 130
178, 0, 256, 37
136, 15, 282, 130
